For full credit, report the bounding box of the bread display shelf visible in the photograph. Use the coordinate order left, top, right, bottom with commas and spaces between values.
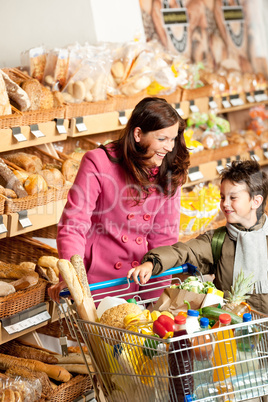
0, 214, 8, 239
0, 119, 69, 153
6, 198, 66, 237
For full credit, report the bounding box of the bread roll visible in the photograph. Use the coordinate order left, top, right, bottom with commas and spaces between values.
61, 159, 79, 183
0, 185, 17, 199
52, 91, 64, 107
24, 174, 48, 195
12, 169, 29, 184
0, 158, 28, 198
0, 353, 72, 382
99, 303, 142, 329
4, 153, 43, 173
19, 261, 36, 270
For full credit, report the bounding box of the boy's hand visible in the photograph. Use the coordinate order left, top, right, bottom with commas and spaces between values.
127, 261, 153, 285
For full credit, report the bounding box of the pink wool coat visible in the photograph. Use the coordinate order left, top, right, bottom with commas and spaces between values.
57, 148, 181, 300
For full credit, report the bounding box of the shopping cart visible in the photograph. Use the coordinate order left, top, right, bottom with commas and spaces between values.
59, 264, 268, 402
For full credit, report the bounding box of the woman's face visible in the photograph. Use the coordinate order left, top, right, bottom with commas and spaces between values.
134, 122, 179, 166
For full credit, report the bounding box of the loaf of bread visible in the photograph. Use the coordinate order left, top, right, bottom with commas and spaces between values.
0, 353, 72, 382
39, 168, 65, 188
0, 185, 17, 198
5, 366, 53, 399
39, 85, 54, 109
21, 79, 42, 110
0, 71, 12, 116
0, 341, 58, 364
37, 256, 59, 277
99, 303, 142, 329
57, 259, 97, 322
0, 281, 15, 297
24, 174, 48, 195
70, 254, 91, 298
61, 158, 80, 183
0, 158, 28, 198
10, 275, 39, 291
4, 152, 43, 173
0, 261, 39, 280
0, 69, 31, 112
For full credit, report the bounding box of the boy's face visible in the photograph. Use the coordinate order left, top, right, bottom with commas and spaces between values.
220, 179, 259, 228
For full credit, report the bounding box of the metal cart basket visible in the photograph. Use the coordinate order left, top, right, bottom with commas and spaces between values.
60, 264, 268, 402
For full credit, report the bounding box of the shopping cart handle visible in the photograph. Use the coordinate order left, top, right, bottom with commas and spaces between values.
59, 263, 197, 297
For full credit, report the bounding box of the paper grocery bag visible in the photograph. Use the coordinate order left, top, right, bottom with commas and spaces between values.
154, 288, 206, 316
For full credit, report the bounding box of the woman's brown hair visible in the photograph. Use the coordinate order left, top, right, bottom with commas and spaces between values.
100, 97, 190, 202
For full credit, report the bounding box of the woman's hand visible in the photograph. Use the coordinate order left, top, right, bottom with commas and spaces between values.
47, 281, 67, 304
127, 261, 153, 285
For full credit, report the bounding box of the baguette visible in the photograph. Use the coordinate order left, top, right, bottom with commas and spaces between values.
56, 363, 90, 375
57, 259, 97, 322
70, 254, 91, 298
0, 340, 58, 364
55, 352, 92, 365
0, 353, 72, 382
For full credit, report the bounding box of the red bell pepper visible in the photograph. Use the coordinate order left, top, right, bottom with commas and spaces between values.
153, 314, 175, 338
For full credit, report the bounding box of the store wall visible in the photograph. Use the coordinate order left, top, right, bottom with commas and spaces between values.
0, 0, 145, 68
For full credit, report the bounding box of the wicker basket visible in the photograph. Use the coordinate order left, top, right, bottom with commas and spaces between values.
0, 278, 47, 319
180, 83, 213, 101
20, 106, 65, 126
50, 374, 92, 402
0, 235, 58, 265
2, 146, 71, 213
112, 91, 148, 111
64, 98, 115, 119
0, 195, 5, 215
0, 106, 23, 130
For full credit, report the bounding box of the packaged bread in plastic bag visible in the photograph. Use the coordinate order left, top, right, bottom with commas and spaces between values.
42, 48, 69, 91
21, 46, 47, 83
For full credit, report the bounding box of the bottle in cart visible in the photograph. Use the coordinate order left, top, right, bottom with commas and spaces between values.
212, 313, 237, 383
193, 317, 214, 387
185, 309, 200, 334
168, 315, 194, 402
236, 313, 259, 352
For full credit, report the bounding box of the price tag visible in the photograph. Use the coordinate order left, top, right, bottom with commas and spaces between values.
249, 151, 260, 162
188, 167, 204, 182
254, 91, 268, 102
1, 303, 51, 335
30, 124, 45, 138
209, 100, 218, 109
12, 127, 27, 142
226, 157, 231, 167
189, 103, 199, 113
75, 117, 88, 132
18, 210, 32, 229
222, 98, 231, 109
55, 119, 67, 134
118, 111, 128, 125
175, 103, 184, 116
246, 93, 255, 103
230, 97, 244, 107
0, 216, 7, 234
216, 160, 224, 174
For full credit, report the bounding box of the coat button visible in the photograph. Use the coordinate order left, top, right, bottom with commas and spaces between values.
135, 237, 143, 245
121, 235, 128, 243
115, 262, 122, 269
127, 213, 135, 220
131, 260, 140, 268
149, 177, 155, 182
151, 167, 159, 175
143, 214, 151, 221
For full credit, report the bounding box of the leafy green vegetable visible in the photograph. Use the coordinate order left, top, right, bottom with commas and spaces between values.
171, 276, 216, 294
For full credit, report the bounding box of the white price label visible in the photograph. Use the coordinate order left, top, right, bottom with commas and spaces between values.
264, 151, 268, 159
19, 217, 32, 229
246, 95, 255, 103
76, 122, 88, 132
30, 126, 45, 138
56, 119, 67, 134
216, 165, 224, 174
254, 93, 268, 102
250, 153, 260, 162
188, 170, 204, 182
118, 115, 128, 125
209, 100, 218, 109
175, 107, 184, 116
60, 302, 68, 313
0, 223, 7, 234
222, 100, 231, 108
230, 97, 244, 107
14, 133, 27, 142
189, 104, 199, 113
4, 311, 50, 334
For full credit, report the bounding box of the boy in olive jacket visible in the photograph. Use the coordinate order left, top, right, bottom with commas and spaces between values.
128, 159, 268, 314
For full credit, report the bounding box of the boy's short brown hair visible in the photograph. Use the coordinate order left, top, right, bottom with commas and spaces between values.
220, 159, 268, 219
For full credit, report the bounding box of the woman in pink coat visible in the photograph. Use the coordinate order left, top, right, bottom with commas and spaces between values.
48, 97, 190, 302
